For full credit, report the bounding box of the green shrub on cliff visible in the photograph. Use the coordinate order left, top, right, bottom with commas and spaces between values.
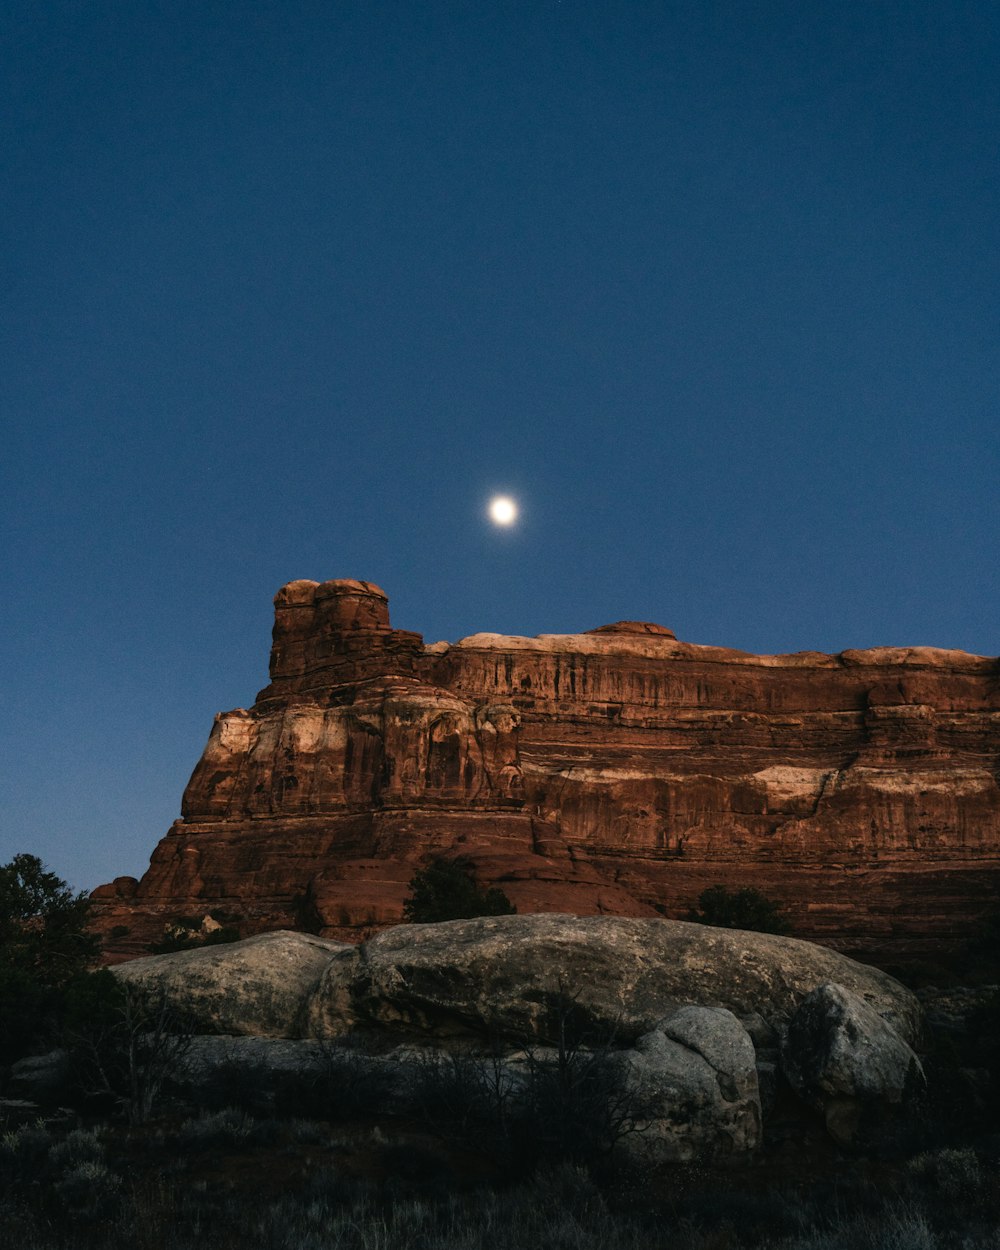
687, 885, 791, 935
403, 860, 516, 923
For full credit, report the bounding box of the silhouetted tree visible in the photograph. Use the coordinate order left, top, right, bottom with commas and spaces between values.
403, 860, 516, 923
688, 884, 791, 935
0, 853, 99, 1062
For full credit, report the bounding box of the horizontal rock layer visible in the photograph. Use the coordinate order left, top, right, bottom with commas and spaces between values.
92, 578, 1000, 960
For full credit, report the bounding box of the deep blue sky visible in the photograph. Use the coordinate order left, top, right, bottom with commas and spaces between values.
2, 1, 997, 892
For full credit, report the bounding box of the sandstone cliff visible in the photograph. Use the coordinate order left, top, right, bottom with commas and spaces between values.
92, 578, 1000, 961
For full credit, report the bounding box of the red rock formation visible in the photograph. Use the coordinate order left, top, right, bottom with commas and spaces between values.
92, 579, 1000, 963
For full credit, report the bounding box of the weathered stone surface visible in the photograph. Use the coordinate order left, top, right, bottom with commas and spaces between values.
98, 916, 920, 1049
622, 1007, 761, 1163
305, 914, 921, 1045
177, 1035, 404, 1108
95, 918, 926, 1158
91, 578, 1000, 962
111, 931, 352, 1038
7, 1049, 70, 1102
169, 1028, 762, 1163
780, 982, 925, 1143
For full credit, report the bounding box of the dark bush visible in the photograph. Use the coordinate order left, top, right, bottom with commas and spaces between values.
509, 1003, 649, 1175
0, 853, 100, 1063
409, 1049, 510, 1139
408, 996, 650, 1179
687, 885, 791, 935
403, 860, 515, 923
148, 914, 241, 954
196, 1052, 277, 1114
272, 1043, 395, 1121
968, 905, 1000, 976
63, 974, 192, 1123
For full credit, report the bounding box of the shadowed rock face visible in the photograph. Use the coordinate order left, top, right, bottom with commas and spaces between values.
624, 1006, 762, 1163
780, 982, 925, 1144
91, 578, 1000, 961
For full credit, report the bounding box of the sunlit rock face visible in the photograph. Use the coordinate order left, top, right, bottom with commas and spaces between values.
91, 578, 1000, 962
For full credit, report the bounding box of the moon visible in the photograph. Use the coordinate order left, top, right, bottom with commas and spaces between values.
488, 495, 518, 526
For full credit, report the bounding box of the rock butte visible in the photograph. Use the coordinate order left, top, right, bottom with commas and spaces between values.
92, 578, 1000, 962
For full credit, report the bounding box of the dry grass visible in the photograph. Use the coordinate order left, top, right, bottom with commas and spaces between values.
2, 1118, 1000, 1250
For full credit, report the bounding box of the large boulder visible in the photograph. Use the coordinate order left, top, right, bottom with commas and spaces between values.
621, 1006, 761, 1163
306, 914, 921, 1046
101, 919, 928, 1163
6, 1049, 71, 1103
106, 916, 921, 1057
112, 931, 352, 1037
780, 982, 925, 1143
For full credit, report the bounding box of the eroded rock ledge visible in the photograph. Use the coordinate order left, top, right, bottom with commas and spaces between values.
92, 577, 1000, 960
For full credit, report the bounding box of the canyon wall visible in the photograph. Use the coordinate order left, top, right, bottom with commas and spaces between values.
92, 578, 1000, 962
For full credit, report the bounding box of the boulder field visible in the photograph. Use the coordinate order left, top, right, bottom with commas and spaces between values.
91, 577, 1000, 961
111, 915, 925, 1163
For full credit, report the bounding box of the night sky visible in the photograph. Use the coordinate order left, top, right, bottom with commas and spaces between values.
2, 2, 997, 893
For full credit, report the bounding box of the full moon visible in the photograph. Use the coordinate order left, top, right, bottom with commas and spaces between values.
488, 495, 518, 526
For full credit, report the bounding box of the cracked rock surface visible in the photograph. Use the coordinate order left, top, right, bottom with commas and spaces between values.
622, 1006, 762, 1162
780, 981, 925, 1143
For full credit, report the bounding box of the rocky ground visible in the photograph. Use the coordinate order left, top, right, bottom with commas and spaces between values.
4, 914, 999, 1247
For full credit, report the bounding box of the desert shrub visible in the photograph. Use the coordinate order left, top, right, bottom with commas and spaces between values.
272, 1042, 395, 1121
281, 1117, 329, 1144
0, 1121, 55, 1183
148, 914, 240, 955
195, 1049, 276, 1113
403, 859, 516, 923
967, 988, 1000, 1073
407, 996, 650, 1178
175, 1106, 265, 1148
687, 885, 791, 935
511, 1041, 645, 1175
968, 904, 1000, 969
2, 1122, 118, 1217
63, 975, 192, 1124
1, 1150, 995, 1250
53, 1159, 122, 1221
755, 1206, 941, 1250
46, 1127, 104, 1172
0, 854, 100, 1063
409, 1049, 513, 1141
906, 1147, 983, 1198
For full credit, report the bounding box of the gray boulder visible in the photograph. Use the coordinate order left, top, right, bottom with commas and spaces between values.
182, 1035, 333, 1083
105, 916, 921, 1064
94, 917, 930, 1164
620, 1006, 761, 1163
781, 982, 925, 1143
113, 931, 352, 1037
306, 914, 921, 1046
178, 1035, 398, 1113
7, 1049, 70, 1102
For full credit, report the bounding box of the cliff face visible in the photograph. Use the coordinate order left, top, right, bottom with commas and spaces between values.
92, 578, 1000, 962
